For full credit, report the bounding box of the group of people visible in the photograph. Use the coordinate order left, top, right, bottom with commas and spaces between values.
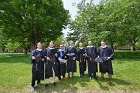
30, 40, 114, 92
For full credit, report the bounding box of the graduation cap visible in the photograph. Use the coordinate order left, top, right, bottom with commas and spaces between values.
95, 57, 103, 63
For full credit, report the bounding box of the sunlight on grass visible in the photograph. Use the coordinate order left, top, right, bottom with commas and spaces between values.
0, 51, 140, 93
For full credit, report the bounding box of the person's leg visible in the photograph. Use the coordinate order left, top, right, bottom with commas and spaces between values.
37, 79, 40, 85
31, 79, 35, 92
100, 73, 104, 80
79, 63, 82, 78
108, 74, 113, 84
108, 74, 112, 80
68, 72, 70, 78
52, 76, 56, 86
72, 72, 74, 77
89, 73, 92, 80
45, 78, 49, 87
37, 79, 42, 89
52, 67, 56, 86
107, 61, 113, 84
31, 80, 35, 87
93, 73, 98, 80
58, 63, 61, 80
63, 74, 65, 78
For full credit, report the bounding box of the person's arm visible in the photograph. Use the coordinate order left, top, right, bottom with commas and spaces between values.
94, 47, 98, 59
44, 49, 51, 62
74, 48, 77, 60
77, 49, 80, 61
85, 48, 88, 58
29, 50, 36, 63
108, 47, 114, 60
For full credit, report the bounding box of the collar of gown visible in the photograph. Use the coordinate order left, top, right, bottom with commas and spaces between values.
48, 47, 54, 49
69, 46, 74, 48
36, 48, 42, 51
101, 45, 107, 48
79, 47, 84, 49
87, 46, 93, 47
59, 49, 65, 51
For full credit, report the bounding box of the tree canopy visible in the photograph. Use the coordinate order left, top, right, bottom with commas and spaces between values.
0, 0, 69, 53
69, 0, 140, 50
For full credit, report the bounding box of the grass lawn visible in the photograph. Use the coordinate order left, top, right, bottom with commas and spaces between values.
0, 51, 140, 93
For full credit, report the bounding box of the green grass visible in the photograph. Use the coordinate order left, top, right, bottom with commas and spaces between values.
0, 51, 140, 93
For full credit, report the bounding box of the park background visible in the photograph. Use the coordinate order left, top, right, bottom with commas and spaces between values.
0, 0, 140, 93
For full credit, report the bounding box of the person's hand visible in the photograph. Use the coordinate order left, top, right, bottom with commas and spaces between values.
107, 57, 111, 60
83, 54, 86, 56
32, 56, 35, 60
47, 57, 51, 61
67, 53, 70, 56
55, 53, 57, 57
73, 57, 76, 60
42, 58, 45, 61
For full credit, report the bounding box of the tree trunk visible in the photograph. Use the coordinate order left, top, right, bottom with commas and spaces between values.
2, 48, 5, 53
131, 43, 136, 51
131, 35, 136, 51
24, 48, 28, 54
110, 43, 114, 48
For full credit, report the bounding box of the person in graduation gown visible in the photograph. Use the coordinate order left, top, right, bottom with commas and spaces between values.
98, 40, 114, 84
85, 40, 98, 80
30, 42, 44, 92
57, 44, 67, 80
66, 40, 77, 78
44, 41, 58, 87
77, 42, 86, 79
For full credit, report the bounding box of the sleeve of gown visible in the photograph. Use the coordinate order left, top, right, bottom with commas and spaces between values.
43, 49, 48, 62
29, 50, 35, 63
95, 47, 98, 58
109, 47, 114, 60
77, 49, 80, 61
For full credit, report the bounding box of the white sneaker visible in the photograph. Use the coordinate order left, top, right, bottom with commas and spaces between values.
31, 86, 34, 92
90, 77, 92, 80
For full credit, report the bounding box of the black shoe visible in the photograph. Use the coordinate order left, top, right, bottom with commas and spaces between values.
100, 76, 104, 80
53, 82, 56, 86
108, 78, 113, 85
45, 84, 49, 87
58, 77, 61, 80
37, 83, 42, 88
94, 76, 98, 80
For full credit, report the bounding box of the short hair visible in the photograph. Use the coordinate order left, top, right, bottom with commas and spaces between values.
50, 41, 54, 44
69, 40, 74, 43
88, 40, 92, 43
60, 44, 64, 46
79, 42, 83, 44
37, 42, 42, 45
101, 39, 106, 43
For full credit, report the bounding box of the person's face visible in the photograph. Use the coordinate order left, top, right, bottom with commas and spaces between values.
88, 41, 92, 46
101, 41, 106, 46
60, 45, 64, 49
49, 42, 54, 48
37, 43, 42, 49
70, 41, 74, 46
79, 43, 83, 47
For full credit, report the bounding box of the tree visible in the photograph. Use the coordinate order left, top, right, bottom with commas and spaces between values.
69, 0, 140, 51
0, 0, 69, 53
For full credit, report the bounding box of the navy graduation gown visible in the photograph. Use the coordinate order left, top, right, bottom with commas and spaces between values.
57, 49, 67, 76
44, 48, 58, 78
30, 49, 44, 81
66, 47, 77, 72
85, 46, 98, 74
77, 48, 86, 75
98, 46, 114, 75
